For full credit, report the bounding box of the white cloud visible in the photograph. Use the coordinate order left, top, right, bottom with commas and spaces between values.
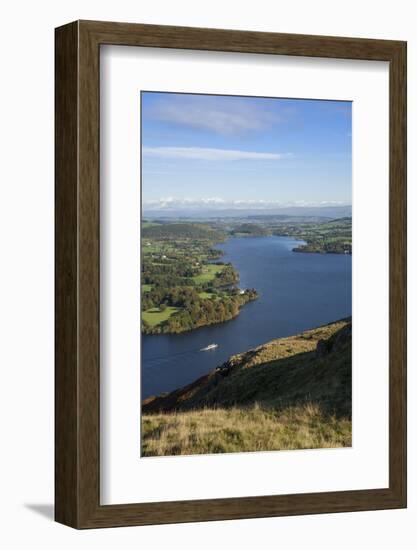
143, 146, 289, 161
143, 197, 350, 211
148, 97, 278, 136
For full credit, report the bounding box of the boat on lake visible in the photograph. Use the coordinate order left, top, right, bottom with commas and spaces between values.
200, 343, 218, 351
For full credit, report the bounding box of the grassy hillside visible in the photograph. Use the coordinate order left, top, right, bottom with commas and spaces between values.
142, 403, 351, 456
142, 222, 224, 240
142, 318, 352, 456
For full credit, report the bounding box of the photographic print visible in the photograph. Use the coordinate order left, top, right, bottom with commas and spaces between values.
141, 91, 352, 457
55, 21, 406, 527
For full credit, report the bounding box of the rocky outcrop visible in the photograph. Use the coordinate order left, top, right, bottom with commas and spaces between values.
316, 322, 351, 358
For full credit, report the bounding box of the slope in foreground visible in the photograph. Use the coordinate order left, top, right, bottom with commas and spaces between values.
142, 318, 352, 457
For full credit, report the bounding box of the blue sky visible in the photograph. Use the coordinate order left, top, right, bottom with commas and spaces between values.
141, 92, 351, 212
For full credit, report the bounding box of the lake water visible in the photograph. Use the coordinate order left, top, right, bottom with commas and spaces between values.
142, 236, 352, 399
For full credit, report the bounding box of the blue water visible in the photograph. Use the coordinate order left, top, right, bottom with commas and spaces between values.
141, 236, 352, 399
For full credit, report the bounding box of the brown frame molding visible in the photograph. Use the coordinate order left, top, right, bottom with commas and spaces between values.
55, 20, 407, 529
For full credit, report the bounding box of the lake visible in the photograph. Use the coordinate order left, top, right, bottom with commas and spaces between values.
141, 236, 352, 399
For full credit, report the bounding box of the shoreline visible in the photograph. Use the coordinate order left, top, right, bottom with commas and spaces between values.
142, 234, 259, 335
142, 316, 352, 415
142, 234, 352, 399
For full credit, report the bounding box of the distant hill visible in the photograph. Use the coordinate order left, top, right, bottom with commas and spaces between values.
142, 205, 352, 220
141, 222, 224, 240
142, 318, 352, 456
321, 216, 352, 225
230, 223, 271, 236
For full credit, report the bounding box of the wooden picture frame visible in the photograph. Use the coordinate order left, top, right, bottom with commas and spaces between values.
55, 20, 407, 529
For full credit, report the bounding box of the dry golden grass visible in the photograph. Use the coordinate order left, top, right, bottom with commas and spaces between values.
141, 319, 352, 457
142, 403, 351, 457
228, 319, 349, 369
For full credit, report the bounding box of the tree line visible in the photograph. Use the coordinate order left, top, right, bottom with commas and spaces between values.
142, 288, 258, 334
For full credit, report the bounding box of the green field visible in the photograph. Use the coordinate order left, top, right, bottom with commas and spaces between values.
198, 291, 215, 299
272, 217, 352, 254
142, 284, 153, 293
142, 221, 162, 228
142, 242, 164, 254
142, 306, 179, 327
192, 264, 225, 284
140, 221, 253, 334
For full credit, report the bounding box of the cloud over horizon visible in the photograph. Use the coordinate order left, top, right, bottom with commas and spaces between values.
141, 92, 352, 207
143, 146, 289, 161
142, 197, 351, 211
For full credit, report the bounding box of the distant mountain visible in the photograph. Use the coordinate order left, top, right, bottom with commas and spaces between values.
142, 205, 352, 220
